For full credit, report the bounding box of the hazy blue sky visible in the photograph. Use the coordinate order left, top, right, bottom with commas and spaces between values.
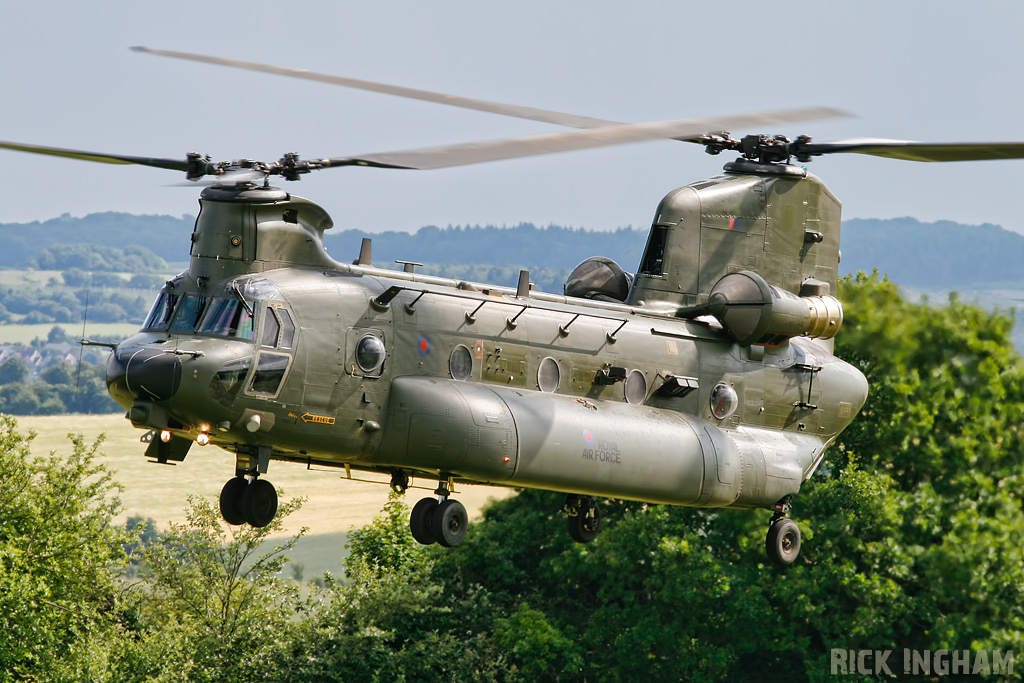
2, 1, 1024, 234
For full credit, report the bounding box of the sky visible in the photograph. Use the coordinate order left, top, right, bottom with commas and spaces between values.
2, 1, 1024, 235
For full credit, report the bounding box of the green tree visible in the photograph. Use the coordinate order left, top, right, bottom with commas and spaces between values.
280, 491, 510, 683
0, 417, 132, 679
115, 494, 308, 682
0, 356, 29, 384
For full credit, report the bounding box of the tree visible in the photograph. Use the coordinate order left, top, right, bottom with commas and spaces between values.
0, 417, 132, 679
115, 494, 308, 682
0, 356, 29, 384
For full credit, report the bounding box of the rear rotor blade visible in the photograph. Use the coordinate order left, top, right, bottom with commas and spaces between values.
133, 46, 621, 130
802, 138, 1024, 162
322, 107, 848, 171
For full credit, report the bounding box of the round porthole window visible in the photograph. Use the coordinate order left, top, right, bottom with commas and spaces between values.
449, 344, 473, 381
538, 357, 560, 392
355, 334, 386, 374
710, 383, 739, 419
625, 369, 647, 405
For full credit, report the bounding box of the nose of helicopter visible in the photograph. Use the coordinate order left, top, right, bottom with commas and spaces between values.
106, 346, 183, 404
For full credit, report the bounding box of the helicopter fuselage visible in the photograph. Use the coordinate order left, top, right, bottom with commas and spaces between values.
107, 169, 868, 513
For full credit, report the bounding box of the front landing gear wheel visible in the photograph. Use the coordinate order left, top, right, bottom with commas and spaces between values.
219, 476, 248, 526
241, 479, 278, 528
566, 495, 601, 543
766, 518, 801, 567
410, 497, 438, 545
430, 499, 468, 548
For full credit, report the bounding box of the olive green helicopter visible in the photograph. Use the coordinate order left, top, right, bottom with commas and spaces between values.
5, 48, 1024, 566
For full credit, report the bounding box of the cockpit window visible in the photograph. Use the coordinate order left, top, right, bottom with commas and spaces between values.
198, 298, 258, 339
143, 292, 180, 331
277, 309, 295, 349
261, 308, 281, 347
169, 295, 208, 332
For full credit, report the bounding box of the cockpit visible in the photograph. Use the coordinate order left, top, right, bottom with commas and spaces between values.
142, 277, 295, 343
143, 293, 257, 339
138, 276, 298, 403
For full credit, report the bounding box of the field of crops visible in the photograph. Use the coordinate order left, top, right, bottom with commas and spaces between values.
17, 413, 512, 575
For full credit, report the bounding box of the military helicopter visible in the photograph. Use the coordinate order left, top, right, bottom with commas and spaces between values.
5, 48, 1024, 567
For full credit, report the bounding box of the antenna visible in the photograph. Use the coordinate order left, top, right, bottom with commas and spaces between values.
75, 290, 89, 394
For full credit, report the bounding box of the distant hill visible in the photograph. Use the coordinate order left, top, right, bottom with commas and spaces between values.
838, 217, 1024, 289
0, 212, 193, 267
3, 211, 1024, 292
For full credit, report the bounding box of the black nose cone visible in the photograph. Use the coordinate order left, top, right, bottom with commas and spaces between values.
106, 347, 183, 403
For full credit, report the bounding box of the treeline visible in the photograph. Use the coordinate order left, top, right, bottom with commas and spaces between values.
0, 356, 118, 414
32, 243, 168, 273
3, 275, 1023, 680
6, 211, 1024, 292
0, 212, 193, 267
0, 280, 153, 324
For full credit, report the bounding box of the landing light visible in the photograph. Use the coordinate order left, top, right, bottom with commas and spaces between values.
159, 430, 172, 443
196, 433, 211, 446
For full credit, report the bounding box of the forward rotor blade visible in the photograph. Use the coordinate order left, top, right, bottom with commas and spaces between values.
133, 46, 621, 130
0, 139, 193, 172
321, 107, 848, 171
802, 138, 1024, 162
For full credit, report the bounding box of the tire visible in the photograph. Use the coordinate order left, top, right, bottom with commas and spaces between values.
241, 479, 278, 528
430, 499, 468, 548
766, 518, 801, 567
219, 477, 248, 526
567, 503, 601, 543
409, 497, 438, 545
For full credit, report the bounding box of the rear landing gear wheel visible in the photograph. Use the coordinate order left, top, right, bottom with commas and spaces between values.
430, 499, 468, 548
565, 495, 601, 543
410, 497, 438, 545
766, 517, 801, 567
241, 478, 278, 528
219, 476, 248, 526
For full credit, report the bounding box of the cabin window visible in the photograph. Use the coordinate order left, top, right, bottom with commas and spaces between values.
449, 345, 473, 381
143, 293, 180, 331
355, 334, 386, 375
639, 226, 668, 276
537, 357, 560, 392
710, 383, 739, 419
249, 352, 291, 396
625, 370, 647, 405
198, 298, 258, 340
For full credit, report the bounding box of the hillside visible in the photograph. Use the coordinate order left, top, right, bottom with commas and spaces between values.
4, 211, 1022, 293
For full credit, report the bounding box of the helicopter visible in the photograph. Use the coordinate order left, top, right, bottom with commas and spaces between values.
5, 48, 1024, 567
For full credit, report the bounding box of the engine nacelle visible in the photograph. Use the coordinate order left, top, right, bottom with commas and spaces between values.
706, 270, 843, 346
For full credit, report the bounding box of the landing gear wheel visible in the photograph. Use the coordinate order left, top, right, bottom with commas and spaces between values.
430, 499, 468, 548
766, 517, 801, 567
566, 496, 601, 544
241, 478, 278, 528
219, 476, 248, 526
410, 497, 439, 545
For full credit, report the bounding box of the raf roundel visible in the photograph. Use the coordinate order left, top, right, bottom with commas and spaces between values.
417, 334, 430, 357
582, 429, 595, 446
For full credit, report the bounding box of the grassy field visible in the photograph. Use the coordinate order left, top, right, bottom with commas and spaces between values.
17, 413, 513, 574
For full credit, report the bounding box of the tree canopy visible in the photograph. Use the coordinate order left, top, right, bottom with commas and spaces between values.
1, 273, 1023, 681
